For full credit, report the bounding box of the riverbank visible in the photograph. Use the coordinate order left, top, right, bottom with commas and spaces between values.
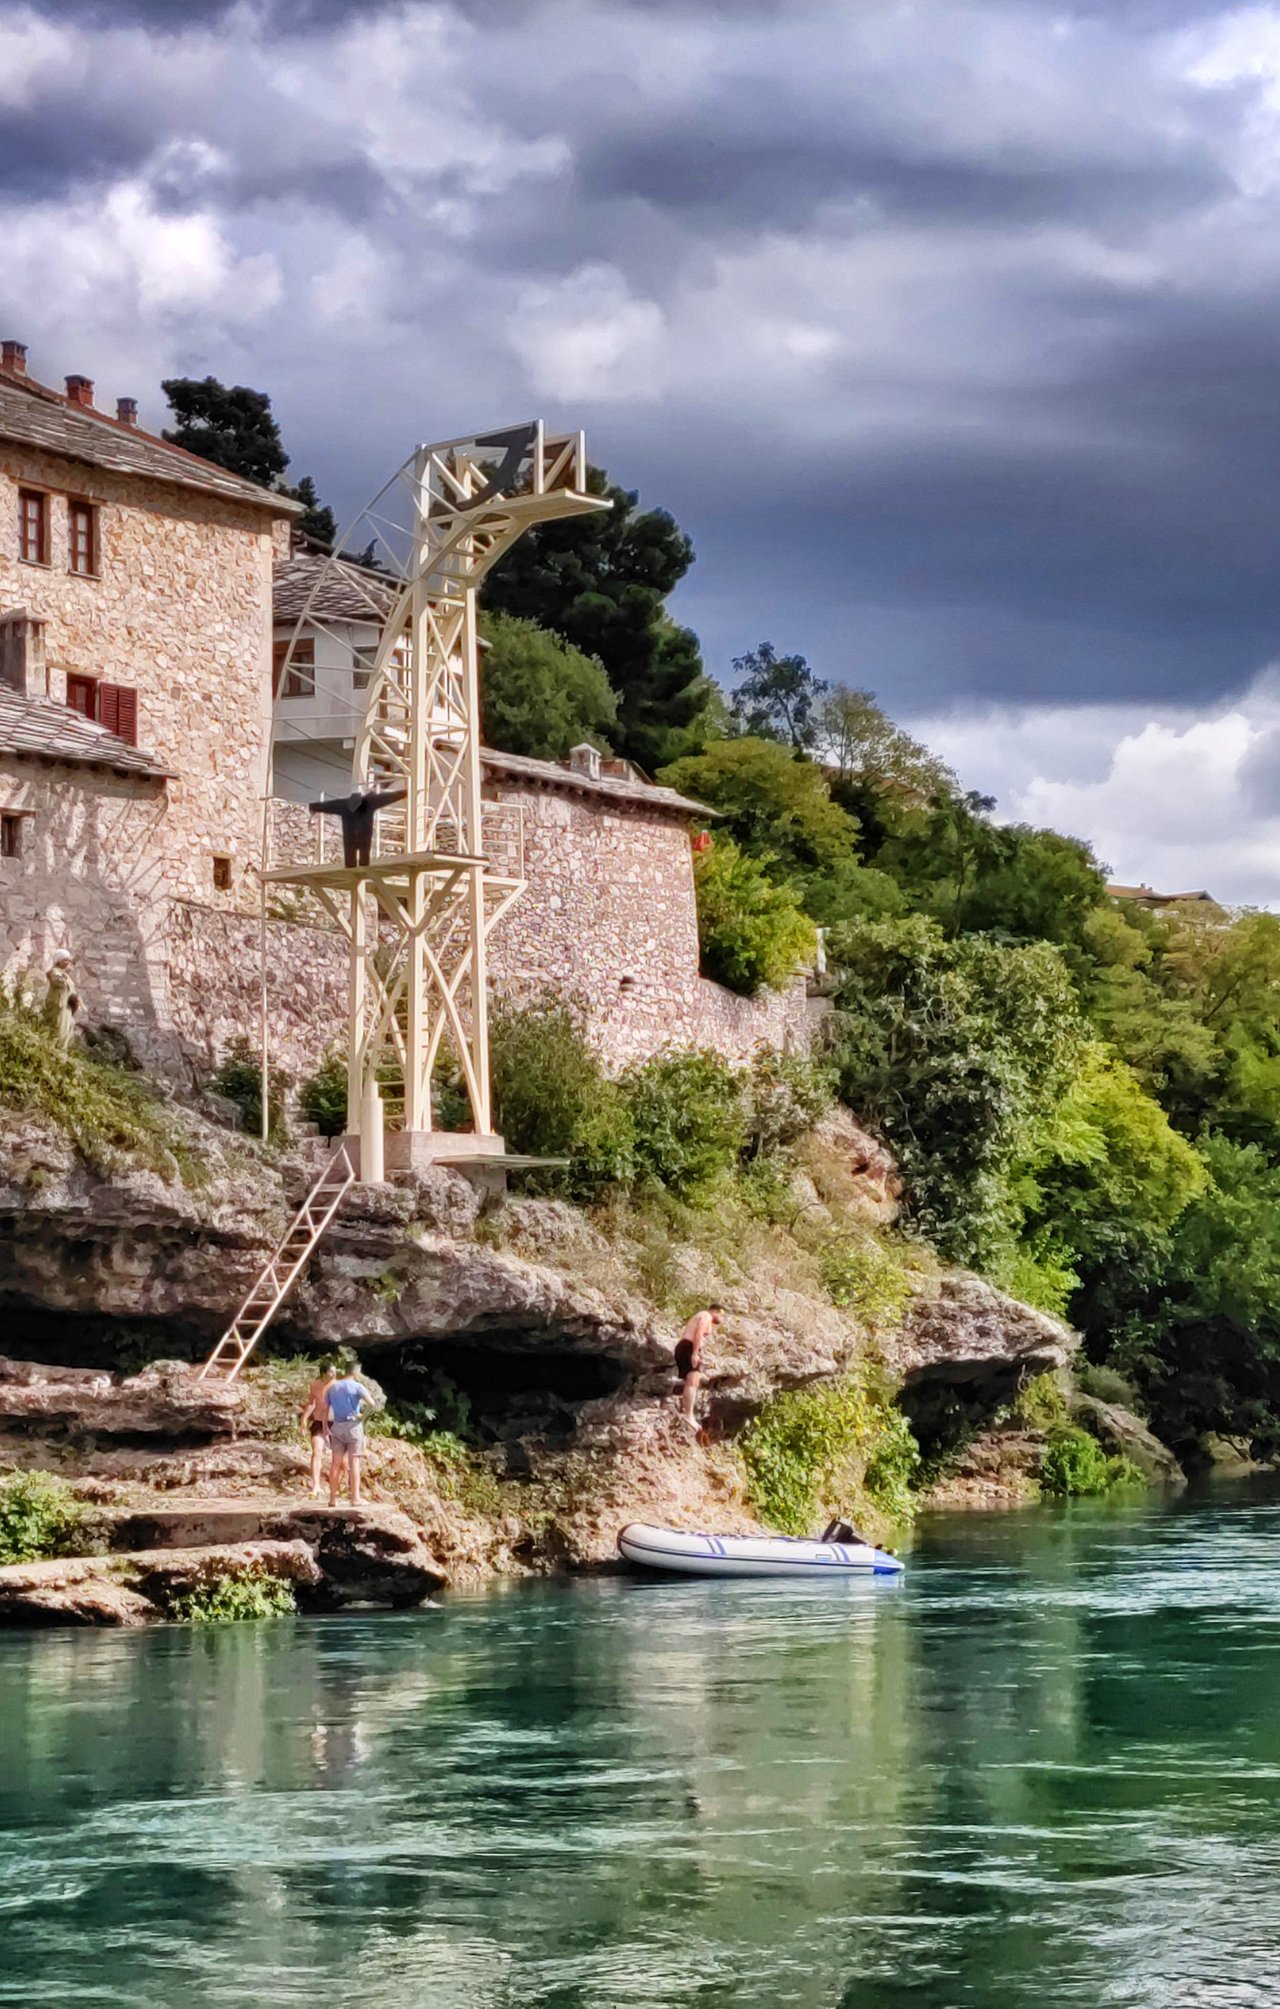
0, 1050, 1184, 1621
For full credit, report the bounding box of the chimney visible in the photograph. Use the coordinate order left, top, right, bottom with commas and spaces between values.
116, 396, 138, 427
65, 375, 94, 409
0, 610, 49, 698
567, 743, 602, 781
2, 341, 26, 375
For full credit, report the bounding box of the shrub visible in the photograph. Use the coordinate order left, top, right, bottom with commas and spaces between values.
743, 1047, 833, 1160
1011, 1371, 1068, 1433
1077, 1360, 1146, 1415
692, 838, 816, 996
210, 1036, 291, 1141
490, 994, 603, 1159
0, 1471, 83, 1565
1039, 1425, 1143, 1498
298, 1050, 347, 1137
622, 1048, 747, 1199
0, 1000, 193, 1181
169, 1562, 297, 1623
819, 1235, 913, 1329
741, 1376, 919, 1535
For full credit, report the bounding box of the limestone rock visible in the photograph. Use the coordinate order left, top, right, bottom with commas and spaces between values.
0, 1539, 319, 1628
886, 1271, 1077, 1390
0, 1356, 242, 1438
1073, 1395, 1184, 1484
100, 1500, 444, 1607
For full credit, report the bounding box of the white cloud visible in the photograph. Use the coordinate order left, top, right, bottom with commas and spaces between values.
509, 262, 666, 403
0, 8, 78, 110
914, 671, 1280, 906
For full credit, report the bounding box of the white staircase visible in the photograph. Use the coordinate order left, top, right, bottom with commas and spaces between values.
199, 1145, 356, 1382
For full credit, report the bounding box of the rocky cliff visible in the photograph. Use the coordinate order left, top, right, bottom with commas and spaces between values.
0, 1099, 1088, 1614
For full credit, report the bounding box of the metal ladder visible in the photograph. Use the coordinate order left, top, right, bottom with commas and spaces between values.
198, 1145, 356, 1382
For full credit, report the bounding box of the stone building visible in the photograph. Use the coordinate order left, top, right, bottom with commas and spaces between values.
0, 361, 809, 1089
0, 342, 300, 1067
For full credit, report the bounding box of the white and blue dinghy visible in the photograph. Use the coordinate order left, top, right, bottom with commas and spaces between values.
618, 1522, 904, 1579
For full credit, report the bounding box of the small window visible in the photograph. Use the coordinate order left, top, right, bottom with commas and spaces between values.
274, 637, 315, 699
212, 855, 232, 891
0, 813, 25, 859
68, 499, 98, 577
18, 488, 48, 565
66, 673, 97, 719
353, 646, 377, 691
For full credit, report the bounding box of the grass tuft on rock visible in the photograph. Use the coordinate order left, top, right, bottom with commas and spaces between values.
168, 1562, 297, 1624
0, 1471, 84, 1565
0, 1001, 203, 1183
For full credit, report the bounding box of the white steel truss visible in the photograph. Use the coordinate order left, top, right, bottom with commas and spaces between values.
265, 423, 605, 1152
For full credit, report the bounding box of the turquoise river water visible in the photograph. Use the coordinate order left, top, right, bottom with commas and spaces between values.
3, 1482, 1280, 2006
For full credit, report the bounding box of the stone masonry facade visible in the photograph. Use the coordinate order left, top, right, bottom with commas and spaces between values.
0, 354, 811, 1093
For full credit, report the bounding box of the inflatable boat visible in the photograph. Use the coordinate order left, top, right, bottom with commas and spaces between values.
618, 1522, 904, 1578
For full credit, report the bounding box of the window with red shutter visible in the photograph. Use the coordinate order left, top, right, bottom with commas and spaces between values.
66, 675, 97, 720
97, 682, 138, 745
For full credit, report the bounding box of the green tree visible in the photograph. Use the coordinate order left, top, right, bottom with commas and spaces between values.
480, 612, 618, 760
660, 737, 860, 883
818, 686, 957, 804
828, 915, 1089, 1263
1111, 1133, 1280, 1456
161, 375, 335, 543
481, 465, 717, 770
729, 642, 828, 749
691, 837, 816, 995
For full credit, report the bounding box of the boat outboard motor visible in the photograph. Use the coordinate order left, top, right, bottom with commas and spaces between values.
821, 1519, 866, 1546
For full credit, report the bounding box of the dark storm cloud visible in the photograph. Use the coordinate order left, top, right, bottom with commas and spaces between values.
580, 125, 1228, 231
5, 0, 1280, 733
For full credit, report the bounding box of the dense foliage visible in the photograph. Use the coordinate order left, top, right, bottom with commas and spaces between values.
480, 611, 618, 760
211, 1036, 291, 1142
741, 1376, 919, 1535
161, 376, 335, 541
482, 465, 718, 769
691, 839, 815, 995
0, 1472, 83, 1565
0, 998, 201, 1182
169, 1563, 297, 1624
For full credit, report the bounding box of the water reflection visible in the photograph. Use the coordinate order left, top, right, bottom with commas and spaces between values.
1, 1482, 1279, 2005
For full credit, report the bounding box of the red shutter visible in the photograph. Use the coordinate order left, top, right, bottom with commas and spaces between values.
66, 675, 97, 719
98, 683, 138, 745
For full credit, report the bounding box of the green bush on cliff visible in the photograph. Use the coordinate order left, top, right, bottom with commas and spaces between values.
624, 1048, 747, 1200
0, 1471, 84, 1565
0, 1001, 197, 1181
741, 1376, 919, 1535
169, 1563, 297, 1623
819, 1235, 913, 1329
1039, 1425, 1142, 1498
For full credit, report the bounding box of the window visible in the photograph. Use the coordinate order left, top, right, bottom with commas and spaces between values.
0, 813, 26, 859
273, 637, 315, 699
353, 646, 377, 691
18, 489, 48, 565
212, 855, 232, 891
67, 499, 97, 576
66, 674, 97, 719
65, 676, 138, 745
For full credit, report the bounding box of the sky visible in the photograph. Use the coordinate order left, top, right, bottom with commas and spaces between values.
5, 0, 1280, 897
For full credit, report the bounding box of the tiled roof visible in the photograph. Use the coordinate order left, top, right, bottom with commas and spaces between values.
1107, 883, 1217, 905
480, 745, 710, 819
0, 369, 302, 518
274, 550, 398, 626
0, 688, 172, 780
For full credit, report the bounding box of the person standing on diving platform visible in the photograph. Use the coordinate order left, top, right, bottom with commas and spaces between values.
308, 786, 408, 869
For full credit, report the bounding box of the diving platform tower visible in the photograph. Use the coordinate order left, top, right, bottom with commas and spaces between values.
264, 424, 607, 1177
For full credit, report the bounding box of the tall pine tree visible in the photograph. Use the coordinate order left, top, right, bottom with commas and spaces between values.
161, 376, 336, 544
482, 465, 716, 771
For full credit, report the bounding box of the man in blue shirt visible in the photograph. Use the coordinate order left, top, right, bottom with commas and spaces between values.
325, 1371, 376, 1508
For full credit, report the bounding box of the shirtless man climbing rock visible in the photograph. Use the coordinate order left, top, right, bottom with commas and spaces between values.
674, 1304, 724, 1425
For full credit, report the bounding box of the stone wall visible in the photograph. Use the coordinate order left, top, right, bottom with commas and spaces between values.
0, 447, 278, 910
3, 737, 809, 1086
